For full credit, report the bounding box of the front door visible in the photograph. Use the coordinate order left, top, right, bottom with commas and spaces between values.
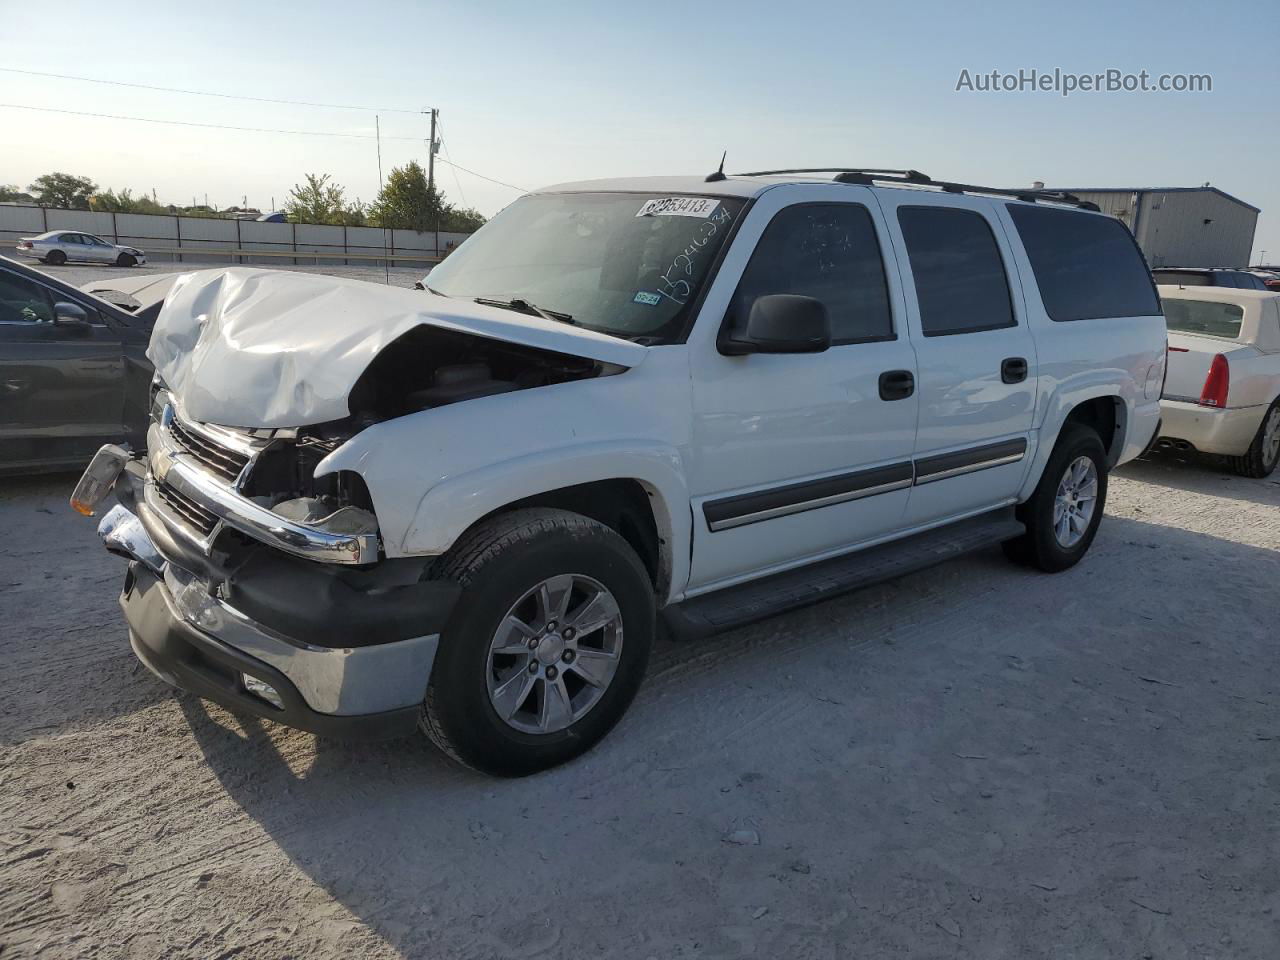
85, 235, 118, 263
685, 185, 919, 593
0, 267, 127, 469
874, 193, 1038, 526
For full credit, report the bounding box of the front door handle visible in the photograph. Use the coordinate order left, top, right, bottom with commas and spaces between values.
878, 369, 915, 401
1001, 357, 1028, 384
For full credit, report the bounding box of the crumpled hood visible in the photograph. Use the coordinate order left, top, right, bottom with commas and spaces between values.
146, 268, 645, 428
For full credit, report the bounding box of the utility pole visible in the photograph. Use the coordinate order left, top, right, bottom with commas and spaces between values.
427, 108, 438, 196
428, 108, 440, 259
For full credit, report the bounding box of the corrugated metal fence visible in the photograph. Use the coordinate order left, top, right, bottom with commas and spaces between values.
0, 204, 473, 266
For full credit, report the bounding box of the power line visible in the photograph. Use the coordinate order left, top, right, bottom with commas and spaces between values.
0, 66, 425, 114
0, 100, 528, 193
435, 118, 468, 206
435, 157, 527, 193
0, 101, 424, 140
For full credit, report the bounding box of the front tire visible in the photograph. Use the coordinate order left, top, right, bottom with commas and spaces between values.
1226, 400, 1280, 479
116, 252, 137, 267
46, 249, 66, 266
421, 508, 654, 777
1003, 423, 1108, 573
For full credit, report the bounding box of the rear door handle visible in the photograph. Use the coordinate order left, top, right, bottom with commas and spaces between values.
1001, 357, 1028, 384
878, 369, 915, 401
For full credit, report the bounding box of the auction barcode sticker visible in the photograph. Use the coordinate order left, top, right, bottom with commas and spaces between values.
635, 197, 720, 218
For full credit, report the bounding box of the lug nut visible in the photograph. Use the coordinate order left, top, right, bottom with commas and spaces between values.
562, 649, 575, 663
545, 620, 558, 633
528, 661, 539, 674
546, 665, 558, 680
528, 636, 540, 649
563, 627, 575, 640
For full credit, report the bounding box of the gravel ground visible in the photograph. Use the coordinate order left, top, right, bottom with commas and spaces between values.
2, 450, 1278, 959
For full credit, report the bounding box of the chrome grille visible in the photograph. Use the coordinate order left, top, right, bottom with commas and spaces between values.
168, 419, 250, 483
156, 480, 219, 538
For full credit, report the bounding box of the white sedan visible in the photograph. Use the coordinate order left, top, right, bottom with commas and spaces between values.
15, 231, 146, 267
1157, 284, 1280, 477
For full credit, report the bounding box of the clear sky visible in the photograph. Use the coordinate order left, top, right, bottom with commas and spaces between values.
2, 0, 1276, 260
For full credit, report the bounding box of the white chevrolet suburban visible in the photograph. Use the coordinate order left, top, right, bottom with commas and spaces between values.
72, 169, 1167, 776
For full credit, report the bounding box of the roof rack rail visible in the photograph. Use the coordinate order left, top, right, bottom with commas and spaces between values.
732, 168, 1100, 211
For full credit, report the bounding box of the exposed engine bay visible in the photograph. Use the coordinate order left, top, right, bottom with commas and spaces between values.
230, 324, 618, 524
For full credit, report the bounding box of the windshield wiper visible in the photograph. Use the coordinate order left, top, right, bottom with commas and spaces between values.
474, 297, 575, 325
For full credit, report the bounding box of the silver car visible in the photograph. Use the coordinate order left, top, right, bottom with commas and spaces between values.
15, 231, 147, 267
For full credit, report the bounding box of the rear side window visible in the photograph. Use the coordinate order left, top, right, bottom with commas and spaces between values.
1008, 204, 1159, 321
1153, 271, 1209, 286
1161, 298, 1244, 339
897, 206, 1014, 336
731, 203, 893, 344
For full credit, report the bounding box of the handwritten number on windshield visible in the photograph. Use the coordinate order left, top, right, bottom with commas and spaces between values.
656, 207, 734, 305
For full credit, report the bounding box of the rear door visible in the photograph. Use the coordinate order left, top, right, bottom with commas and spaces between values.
56, 233, 89, 262
875, 193, 1037, 525
0, 266, 128, 470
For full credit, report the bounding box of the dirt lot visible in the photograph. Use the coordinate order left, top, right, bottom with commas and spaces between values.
1, 449, 1277, 959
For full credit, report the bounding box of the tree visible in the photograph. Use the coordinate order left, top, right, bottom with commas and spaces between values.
440, 205, 487, 233
369, 161, 442, 233
283, 173, 363, 225
29, 172, 98, 209
89, 188, 168, 215
0, 184, 35, 203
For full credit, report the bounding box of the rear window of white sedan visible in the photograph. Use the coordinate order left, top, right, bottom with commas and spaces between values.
1161, 298, 1244, 340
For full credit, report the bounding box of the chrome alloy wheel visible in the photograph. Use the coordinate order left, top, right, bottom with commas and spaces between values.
485, 574, 624, 735
1262, 406, 1280, 469
1053, 455, 1099, 548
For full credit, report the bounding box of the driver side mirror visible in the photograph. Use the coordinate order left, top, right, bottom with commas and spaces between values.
720, 294, 832, 356
53, 301, 91, 332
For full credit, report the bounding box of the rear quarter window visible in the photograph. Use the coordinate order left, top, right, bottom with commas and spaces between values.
1161, 298, 1244, 340
1007, 204, 1159, 321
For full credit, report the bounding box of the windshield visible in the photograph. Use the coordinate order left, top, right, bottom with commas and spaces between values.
426, 192, 746, 343
1161, 297, 1244, 339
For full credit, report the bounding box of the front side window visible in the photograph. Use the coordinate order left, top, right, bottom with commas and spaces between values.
426, 192, 746, 344
727, 203, 893, 344
1161, 298, 1245, 340
1009, 204, 1159, 321
0, 271, 55, 323
898, 206, 1015, 336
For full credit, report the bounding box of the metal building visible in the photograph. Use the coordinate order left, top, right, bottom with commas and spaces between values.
1041, 186, 1259, 268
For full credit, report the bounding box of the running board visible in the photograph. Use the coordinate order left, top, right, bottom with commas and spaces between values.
662, 508, 1024, 640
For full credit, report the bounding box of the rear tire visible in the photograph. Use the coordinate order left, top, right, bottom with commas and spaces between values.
46, 250, 66, 266
1003, 424, 1108, 573
116, 253, 137, 267
420, 508, 654, 777
1225, 400, 1280, 479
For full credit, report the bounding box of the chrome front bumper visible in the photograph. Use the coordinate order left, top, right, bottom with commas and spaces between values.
98, 503, 440, 720
146, 415, 379, 565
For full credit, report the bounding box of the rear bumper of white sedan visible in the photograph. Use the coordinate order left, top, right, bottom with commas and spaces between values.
1158, 398, 1266, 456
